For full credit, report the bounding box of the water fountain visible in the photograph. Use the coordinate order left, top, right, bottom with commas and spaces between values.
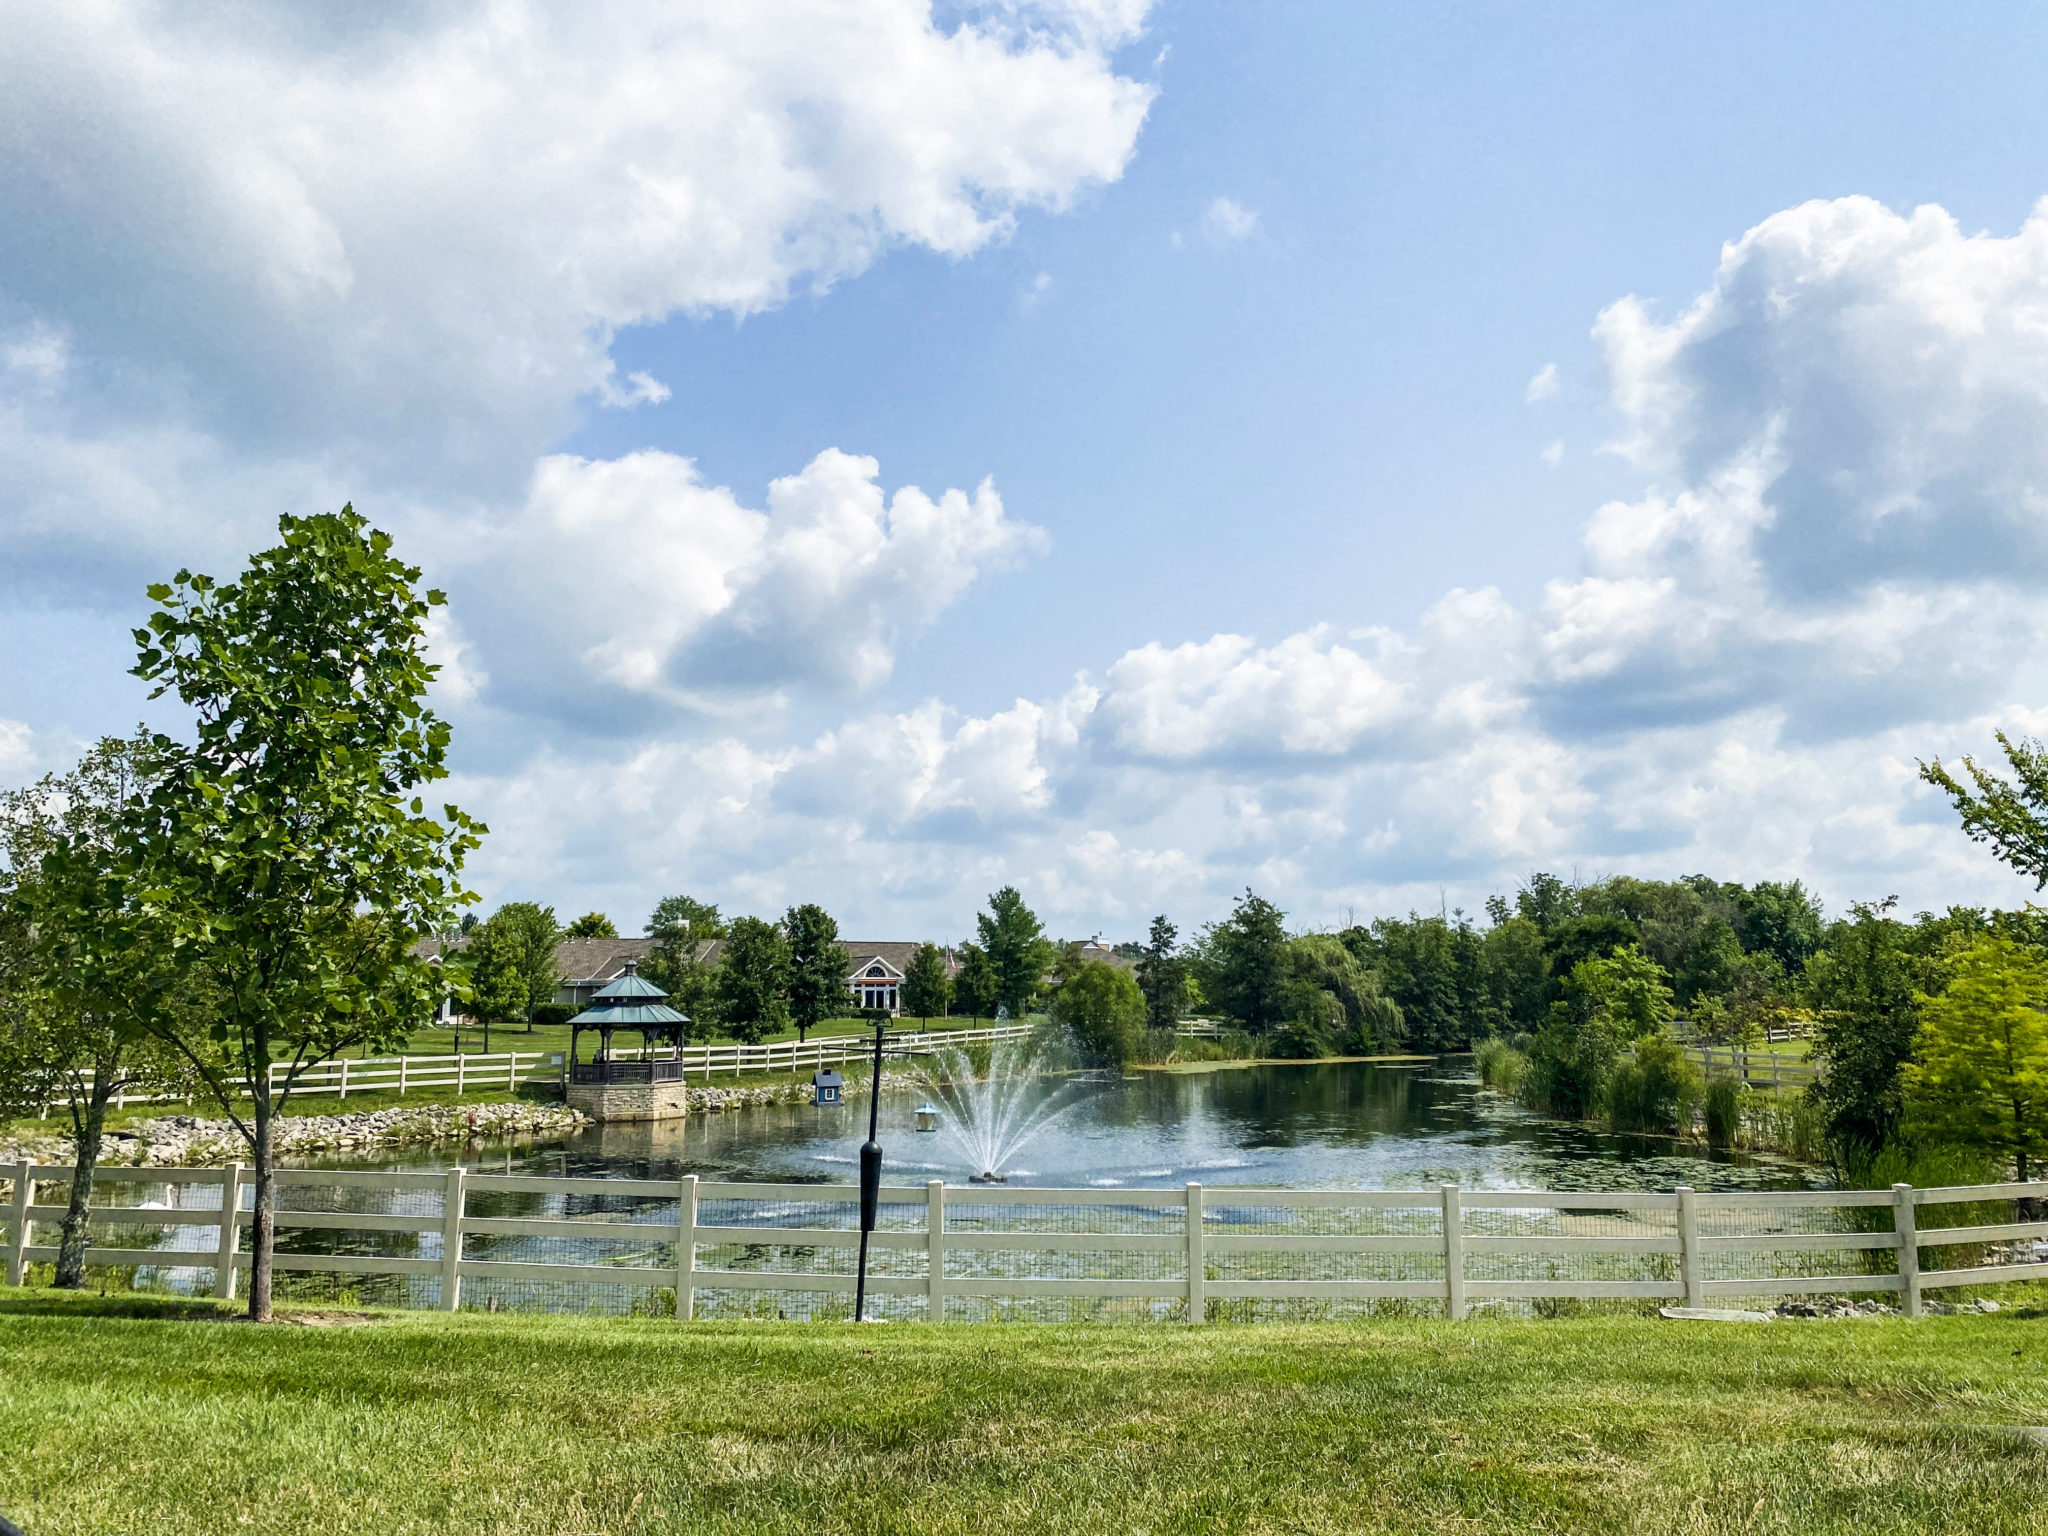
916, 1037, 1086, 1183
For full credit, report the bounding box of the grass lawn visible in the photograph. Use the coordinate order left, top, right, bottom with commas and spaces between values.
3, 1291, 2045, 1534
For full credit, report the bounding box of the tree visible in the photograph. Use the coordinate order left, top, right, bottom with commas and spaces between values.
1283, 935, 1403, 1054
954, 942, 998, 1018
716, 917, 788, 1044
1053, 961, 1147, 1069
1803, 900, 1926, 1163
117, 508, 480, 1321
976, 886, 1054, 1019
563, 912, 616, 939
646, 894, 726, 945
465, 901, 560, 1038
902, 943, 951, 1024
1904, 937, 2048, 1182
783, 903, 843, 1043
1923, 733, 2048, 887
1199, 889, 1290, 1033
0, 732, 194, 1289
1135, 915, 1187, 1030
1526, 947, 1674, 1118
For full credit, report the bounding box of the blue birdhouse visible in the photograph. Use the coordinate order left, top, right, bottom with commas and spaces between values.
812, 1068, 843, 1106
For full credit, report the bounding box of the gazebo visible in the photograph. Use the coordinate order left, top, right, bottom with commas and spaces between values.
566, 962, 690, 1086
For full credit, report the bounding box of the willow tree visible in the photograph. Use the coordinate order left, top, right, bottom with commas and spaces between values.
119, 509, 481, 1321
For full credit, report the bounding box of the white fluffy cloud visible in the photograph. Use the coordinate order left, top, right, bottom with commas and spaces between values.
446, 196, 2048, 933
458, 447, 1046, 718
0, 0, 1155, 587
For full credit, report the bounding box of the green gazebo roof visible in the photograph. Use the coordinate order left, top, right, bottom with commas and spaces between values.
568, 963, 689, 1028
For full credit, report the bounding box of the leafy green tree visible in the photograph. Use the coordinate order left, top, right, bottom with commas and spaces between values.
716, 917, 788, 1044
1922, 732, 2048, 887
1135, 915, 1187, 1030
901, 943, 951, 1024
976, 886, 1054, 1018
783, 903, 843, 1042
646, 895, 725, 945
1515, 872, 1579, 932
1, 732, 195, 1288
466, 901, 560, 1032
1052, 960, 1147, 1068
1479, 914, 1550, 1032
1198, 889, 1290, 1033
117, 508, 481, 1321
563, 912, 616, 939
1904, 937, 2048, 1182
1732, 880, 1826, 974
1354, 911, 1496, 1050
1526, 947, 1674, 1118
1803, 900, 1926, 1163
954, 942, 998, 1018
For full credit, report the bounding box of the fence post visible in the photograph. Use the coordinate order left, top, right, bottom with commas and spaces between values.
508, 1053, 518, 1093
1893, 1183, 1922, 1318
676, 1174, 697, 1322
1676, 1186, 1705, 1308
1441, 1183, 1466, 1320
456, 1053, 466, 1099
399, 1055, 408, 1096
927, 1180, 946, 1323
5, 1161, 32, 1287
1186, 1182, 1206, 1324
440, 1166, 467, 1312
338, 1058, 350, 1102
213, 1162, 243, 1300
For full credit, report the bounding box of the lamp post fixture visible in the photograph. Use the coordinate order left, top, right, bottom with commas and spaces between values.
851, 1009, 936, 1323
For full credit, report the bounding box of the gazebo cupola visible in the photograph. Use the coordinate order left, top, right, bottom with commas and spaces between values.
565, 962, 690, 1087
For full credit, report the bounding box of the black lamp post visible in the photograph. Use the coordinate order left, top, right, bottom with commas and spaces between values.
852, 1010, 935, 1323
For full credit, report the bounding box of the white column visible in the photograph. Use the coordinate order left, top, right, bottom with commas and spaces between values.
214, 1162, 244, 1300
1441, 1184, 1466, 1320
1676, 1187, 1704, 1308
439, 1166, 467, 1312
1186, 1182, 1206, 1325
927, 1180, 946, 1323
1893, 1183, 1922, 1318
5, 1161, 32, 1287
676, 1174, 698, 1322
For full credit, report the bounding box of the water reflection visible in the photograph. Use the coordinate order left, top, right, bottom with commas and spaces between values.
324, 1059, 1820, 1194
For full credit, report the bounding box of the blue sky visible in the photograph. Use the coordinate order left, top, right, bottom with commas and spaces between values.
7, 2, 2048, 938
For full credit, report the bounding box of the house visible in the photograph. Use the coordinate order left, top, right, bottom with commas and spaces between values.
553, 937, 662, 1008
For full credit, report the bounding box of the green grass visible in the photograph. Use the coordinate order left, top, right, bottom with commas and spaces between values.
3, 1291, 2046, 1534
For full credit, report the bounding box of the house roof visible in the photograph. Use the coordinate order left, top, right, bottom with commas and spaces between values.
555, 936, 661, 983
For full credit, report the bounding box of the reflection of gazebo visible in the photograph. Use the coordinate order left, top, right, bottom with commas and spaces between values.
566, 963, 690, 1085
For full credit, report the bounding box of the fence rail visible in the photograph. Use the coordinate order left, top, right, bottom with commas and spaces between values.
1679, 1045, 1816, 1089
7, 1162, 2043, 1321
57, 1022, 1038, 1113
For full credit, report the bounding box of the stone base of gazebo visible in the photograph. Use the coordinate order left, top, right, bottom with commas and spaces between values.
567, 1079, 690, 1122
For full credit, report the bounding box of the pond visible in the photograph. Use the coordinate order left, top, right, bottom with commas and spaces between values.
343, 1057, 1820, 1193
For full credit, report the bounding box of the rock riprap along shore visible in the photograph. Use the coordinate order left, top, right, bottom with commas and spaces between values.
1, 1065, 919, 1167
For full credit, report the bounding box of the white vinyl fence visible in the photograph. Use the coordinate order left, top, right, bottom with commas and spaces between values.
58, 1022, 1037, 1113
7, 1162, 2044, 1321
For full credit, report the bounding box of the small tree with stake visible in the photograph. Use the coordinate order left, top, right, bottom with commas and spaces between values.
117, 508, 481, 1322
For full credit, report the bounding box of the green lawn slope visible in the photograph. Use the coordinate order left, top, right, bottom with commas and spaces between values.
2, 1290, 2044, 1534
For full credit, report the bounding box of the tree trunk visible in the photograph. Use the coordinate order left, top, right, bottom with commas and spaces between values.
247, 1089, 277, 1322
54, 1077, 117, 1289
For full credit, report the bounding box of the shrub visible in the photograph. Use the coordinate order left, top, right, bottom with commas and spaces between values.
1474, 1037, 1528, 1095
530, 1003, 575, 1029
1606, 1034, 1704, 1136
1704, 1075, 1742, 1148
